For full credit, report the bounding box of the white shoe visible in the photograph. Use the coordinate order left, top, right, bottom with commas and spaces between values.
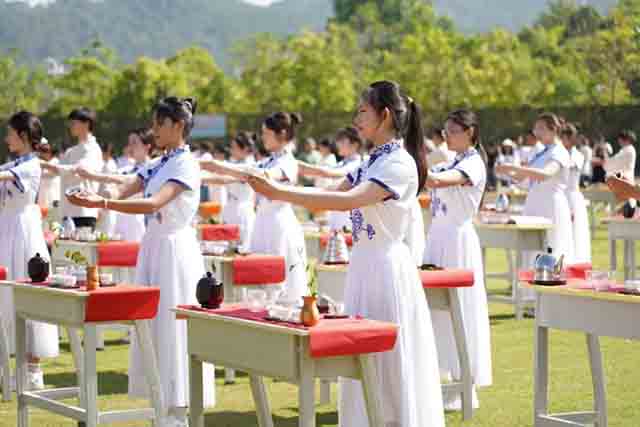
27, 370, 44, 391
161, 415, 189, 427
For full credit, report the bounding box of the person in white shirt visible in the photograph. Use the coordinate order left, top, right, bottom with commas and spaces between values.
426, 127, 455, 169
36, 141, 61, 208
518, 131, 544, 166
314, 138, 338, 189
604, 130, 637, 183
495, 139, 521, 187
578, 135, 593, 187
41, 107, 103, 228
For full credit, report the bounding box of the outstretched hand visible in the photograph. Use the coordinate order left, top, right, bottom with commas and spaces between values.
66, 190, 104, 209
246, 173, 282, 200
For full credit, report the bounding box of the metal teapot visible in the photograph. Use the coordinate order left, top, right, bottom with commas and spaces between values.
534, 247, 564, 283
196, 269, 224, 309
28, 253, 50, 283
322, 230, 349, 265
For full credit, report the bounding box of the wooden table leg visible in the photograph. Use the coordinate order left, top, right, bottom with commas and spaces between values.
83, 325, 98, 427
134, 320, 167, 424
15, 314, 28, 427
249, 375, 274, 427
534, 308, 549, 426
609, 236, 616, 279
589, 204, 596, 236
298, 351, 316, 427
189, 355, 205, 427
631, 240, 637, 281
514, 248, 524, 320
587, 334, 608, 427
449, 289, 474, 421
358, 354, 384, 427
319, 379, 331, 405
0, 317, 12, 402
66, 327, 85, 413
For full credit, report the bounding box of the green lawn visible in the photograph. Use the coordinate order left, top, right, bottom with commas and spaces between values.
2, 216, 640, 426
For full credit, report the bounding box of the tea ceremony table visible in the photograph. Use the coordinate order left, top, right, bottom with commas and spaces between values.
582, 185, 618, 235
528, 281, 640, 427
474, 220, 551, 320
315, 263, 477, 420
201, 253, 286, 383
174, 305, 397, 427
602, 216, 640, 281
0, 280, 164, 427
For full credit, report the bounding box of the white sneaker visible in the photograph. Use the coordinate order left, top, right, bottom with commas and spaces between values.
27, 370, 44, 391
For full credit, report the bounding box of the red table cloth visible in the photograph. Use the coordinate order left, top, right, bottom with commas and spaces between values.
518, 263, 593, 282
201, 224, 241, 242
232, 255, 286, 285
16, 281, 159, 322
0, 266, 6, 281
420, 269, 474, 288
97, 241, 140, 267
319, 233, 353, 248
178, 304, 398, 358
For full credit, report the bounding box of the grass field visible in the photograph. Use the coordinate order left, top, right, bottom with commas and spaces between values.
1, 215, 639, 426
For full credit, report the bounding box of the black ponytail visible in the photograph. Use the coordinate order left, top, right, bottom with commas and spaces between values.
361, 80, 427, 194
153, 96, 197, 138
405, 99, 428, 193
8, 110, 44, 151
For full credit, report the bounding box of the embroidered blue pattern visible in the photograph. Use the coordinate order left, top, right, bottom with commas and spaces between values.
0, 153, 37, 207
350, 140, 401, 187
366, 224, 376, 240
142, 146, 188, 225
350, 209, 364, 242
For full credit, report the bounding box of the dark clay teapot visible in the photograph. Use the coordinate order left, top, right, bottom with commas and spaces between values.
196, 271, 224, 309
28, 253, 49, 283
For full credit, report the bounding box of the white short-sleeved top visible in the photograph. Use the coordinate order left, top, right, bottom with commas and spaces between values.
346, 139, 418, 247
137, 146, 201, 230
527, 140, 570, 194
226, 157, 256, 206
0, 153, 41, 212
256, 149, 299, 211
430, 149, 486, 226
335, 154, 362, 176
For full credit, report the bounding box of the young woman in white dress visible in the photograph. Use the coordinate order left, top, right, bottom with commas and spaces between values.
247, 81, 445, 427
36, 142, 61, 209
0, 111, 59, 389
561, 123, 591, 263
200, 132, 257, 249
496, 112, 574, 265
68, 97, 214, 427
298, 126, 363, 231
198, 112, 309, 302
423, 109, 492, 410
75, 128, 155, 242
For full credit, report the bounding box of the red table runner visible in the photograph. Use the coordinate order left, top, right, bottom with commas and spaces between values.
232, 255, 286, 285
518, 263, 593, 282
420, 269, 474, 288
178, 304, 398, 358
97, 241, 140, 267
0, 266, 6, 281
16, 281, 159, 322
201, 224, 240, 242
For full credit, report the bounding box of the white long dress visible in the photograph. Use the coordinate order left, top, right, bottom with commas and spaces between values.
423, 149, 493, 409
128, 146, 215, 409
565, 147, 591, 263
221, 157, 256, 249
406, 198, 425, 266
326, 154, 362, 231
522, 140, 574, 265
0, 154, 59, 357
250, 150, 308, 302
340, 140, 445, 427
38, 157, 61, 208
113, 163, 147, 242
